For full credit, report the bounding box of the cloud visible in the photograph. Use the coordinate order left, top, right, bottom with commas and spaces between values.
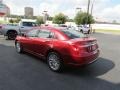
3, 0, 120, 22
38, 2, 59, 16
96, 4, 120, 22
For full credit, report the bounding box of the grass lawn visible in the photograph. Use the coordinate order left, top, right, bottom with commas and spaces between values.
95, 29, 120, 35
0, 20, 8, 24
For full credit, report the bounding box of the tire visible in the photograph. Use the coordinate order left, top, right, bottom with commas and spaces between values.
88, 30, 90, 34
15, 41, 23, 53
7, 31, 17, 40
80, 30, 83, 33
47, 52, 64, 72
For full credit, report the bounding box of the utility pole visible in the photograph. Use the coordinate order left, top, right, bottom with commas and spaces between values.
86, 0, 91, 25
76, 7, 82, 13
86, 0, 91, 33
91, 0, 96, 33
87, 0, 91, 15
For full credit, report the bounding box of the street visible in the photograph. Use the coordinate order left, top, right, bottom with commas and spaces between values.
0, 33, 120, 90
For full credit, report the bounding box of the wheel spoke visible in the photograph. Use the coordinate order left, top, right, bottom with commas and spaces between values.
48, 54, 60, 71
16, 42, 21, 52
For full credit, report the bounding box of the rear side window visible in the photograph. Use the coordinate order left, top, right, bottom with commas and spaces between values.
61, 29, 86, 39
38, 30, 54, 38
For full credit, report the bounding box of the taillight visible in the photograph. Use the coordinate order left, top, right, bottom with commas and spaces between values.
68, 40, 98, 55
87, 44, 98, 52
70, 44, 87, 55
70, 44, 80, 55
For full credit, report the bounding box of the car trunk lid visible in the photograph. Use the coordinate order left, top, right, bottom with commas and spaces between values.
69, 37, 98, 52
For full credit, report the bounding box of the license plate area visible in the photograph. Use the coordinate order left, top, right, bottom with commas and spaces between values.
88, 44, 97, 52
92, 45, 96, 51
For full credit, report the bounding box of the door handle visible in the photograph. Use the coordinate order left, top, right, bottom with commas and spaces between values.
42, 40, 49, 43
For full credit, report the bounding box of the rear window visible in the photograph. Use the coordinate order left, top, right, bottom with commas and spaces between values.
59, 25, 67, 27
61, 29, 86, 39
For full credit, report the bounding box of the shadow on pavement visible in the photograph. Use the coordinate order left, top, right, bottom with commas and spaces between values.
55, 57, 119, 90
0, 44, 120, 90
64, 57, 115, 77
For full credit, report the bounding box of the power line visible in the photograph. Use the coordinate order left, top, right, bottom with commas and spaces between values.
87, 0, 91, 15
91, 0, 95, 15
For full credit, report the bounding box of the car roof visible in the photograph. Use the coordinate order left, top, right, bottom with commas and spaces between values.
40, 26, 70, 40
40, 26, 63, 31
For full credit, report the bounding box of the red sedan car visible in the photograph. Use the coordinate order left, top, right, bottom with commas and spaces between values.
15, 27, 100, 72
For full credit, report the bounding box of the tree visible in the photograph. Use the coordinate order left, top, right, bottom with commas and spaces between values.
48, 16, 53, 21
53, 13, 67, 24
14, 17, 21, 23
9, 19, 14, 24
112, 20, 117, 24
36, 16, 44, 25
67, 18, 74, 22
10, 15, 18, 18
74, 12, 95, 25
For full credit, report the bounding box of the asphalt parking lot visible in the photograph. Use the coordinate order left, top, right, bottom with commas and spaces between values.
0, 33, 120, 90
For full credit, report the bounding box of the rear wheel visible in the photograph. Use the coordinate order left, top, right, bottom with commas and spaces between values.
15, 42, 23, 53
47, 52, 64, 72
7, 31, 17, 40
88, 30, 90, 34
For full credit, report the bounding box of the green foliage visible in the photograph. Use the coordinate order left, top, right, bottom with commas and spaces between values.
9, 15, 19, 18
74, 12, 95, 25
9, 19, 14, 24
53, 13, 67, 24
36, 16, 44, 25
8, 17, 21, 24
14, 17, 21, 23
0, 20, 8, 24
48, 16, 53, 21
67, 19, 74, 22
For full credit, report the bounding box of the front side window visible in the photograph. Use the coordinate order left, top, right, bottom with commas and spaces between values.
26, 29, 39, 37
38, 30, 54, 38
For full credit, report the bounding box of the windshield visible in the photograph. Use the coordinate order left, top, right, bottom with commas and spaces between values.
23, 22, 37, 27
61, 29, 86, 39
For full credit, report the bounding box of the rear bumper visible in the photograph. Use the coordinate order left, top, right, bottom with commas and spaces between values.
68, 57, 98, 67
65, 50, 100, 66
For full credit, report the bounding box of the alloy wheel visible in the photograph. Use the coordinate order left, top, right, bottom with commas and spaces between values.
48, 53, 61, 71
16, 42, 21, 53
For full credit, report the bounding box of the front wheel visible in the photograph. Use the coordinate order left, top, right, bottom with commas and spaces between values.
15, 42, 23, 53
47, 52, 64, 72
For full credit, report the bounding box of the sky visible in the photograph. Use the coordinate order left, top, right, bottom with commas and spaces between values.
2, 0, 120, 22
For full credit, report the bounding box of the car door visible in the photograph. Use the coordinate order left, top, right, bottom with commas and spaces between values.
33, 29, 54, 57
21, 29, 39, 52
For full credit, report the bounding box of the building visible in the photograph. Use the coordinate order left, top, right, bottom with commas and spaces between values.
24, 7, 33, 18
0, 0, 10, 17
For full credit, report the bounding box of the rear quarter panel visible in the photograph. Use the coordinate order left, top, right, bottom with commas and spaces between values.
52, 40, 72, 64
